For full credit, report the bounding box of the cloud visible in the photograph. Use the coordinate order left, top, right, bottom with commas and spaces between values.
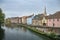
0, 0, 60, 18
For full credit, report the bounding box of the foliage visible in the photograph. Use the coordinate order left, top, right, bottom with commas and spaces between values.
49, 32, 56, 37
0, 8, 5, 27
5, 18, 11, 26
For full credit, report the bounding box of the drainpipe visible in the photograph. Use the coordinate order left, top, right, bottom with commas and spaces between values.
52, 16, 54, 32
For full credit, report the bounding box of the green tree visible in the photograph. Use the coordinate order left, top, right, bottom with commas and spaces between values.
0, 8, 5, 29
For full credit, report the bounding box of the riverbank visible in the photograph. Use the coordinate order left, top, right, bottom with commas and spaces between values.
20, 24, 60, 40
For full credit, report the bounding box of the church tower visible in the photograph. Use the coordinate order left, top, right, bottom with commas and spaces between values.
43, 6, 47, 16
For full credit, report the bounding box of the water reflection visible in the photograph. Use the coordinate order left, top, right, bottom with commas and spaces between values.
22, 27, 27, 32
2, 26, 51, 40
0, 28, 5, 40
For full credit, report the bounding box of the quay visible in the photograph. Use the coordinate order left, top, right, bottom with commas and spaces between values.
19, 24, 60, 40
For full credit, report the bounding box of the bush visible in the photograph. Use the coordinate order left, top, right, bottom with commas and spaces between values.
49, 32, 56, 37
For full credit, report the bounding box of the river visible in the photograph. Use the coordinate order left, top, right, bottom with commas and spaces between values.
0, 26, 51, 40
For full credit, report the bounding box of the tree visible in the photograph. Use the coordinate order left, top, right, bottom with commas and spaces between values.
0, 8, 5, 29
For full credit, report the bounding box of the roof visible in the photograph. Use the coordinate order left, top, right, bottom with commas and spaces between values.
33, 14, 47, 20
47, 11, 60, 19
33, 14, 43, 20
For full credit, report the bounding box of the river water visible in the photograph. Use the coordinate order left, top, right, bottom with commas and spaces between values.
1, 26, 51, 40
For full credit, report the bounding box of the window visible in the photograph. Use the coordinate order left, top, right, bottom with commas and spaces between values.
53, 23, 55, 26
53, 19, 55, 21
57, 19, 59, 21
49, 19, 51, 21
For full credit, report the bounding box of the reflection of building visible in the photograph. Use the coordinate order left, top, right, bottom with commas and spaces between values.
47, 11, 60, 27
22, 27, 27, 32
32, 7, 47, 26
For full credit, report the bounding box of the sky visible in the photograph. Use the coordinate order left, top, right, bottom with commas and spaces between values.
0, 0, 60, 18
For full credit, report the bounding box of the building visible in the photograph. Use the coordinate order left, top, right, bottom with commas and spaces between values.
19, 17, 22, 24
5, 14, 33, 25
32, 19, 42, 26
22, 14, 34, 24
32, 14, 48, 26
32, 7, 47, 26
47, 11, 60, 27
9, 17, 19, 24
6, 17, 22, 24
27, 14, 34, 25
5, 18, 11, 25
22, 16, 27, 24
32, 14, 43, 26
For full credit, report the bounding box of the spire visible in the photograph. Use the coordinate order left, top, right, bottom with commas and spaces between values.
44, 6, 47, 16
43, 0, 47, 16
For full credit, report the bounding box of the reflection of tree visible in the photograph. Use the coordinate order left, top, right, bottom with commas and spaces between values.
0, 28, 5, 40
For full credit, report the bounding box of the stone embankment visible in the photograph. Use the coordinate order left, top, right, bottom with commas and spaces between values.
20, 24, 60, 40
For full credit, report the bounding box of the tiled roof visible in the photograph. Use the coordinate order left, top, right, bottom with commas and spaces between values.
32, 11, 60, 20
33, 14, 48, 20
47, 11, 60, 19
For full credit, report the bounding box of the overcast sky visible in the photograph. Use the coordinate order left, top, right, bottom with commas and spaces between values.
0, 0, 60, 18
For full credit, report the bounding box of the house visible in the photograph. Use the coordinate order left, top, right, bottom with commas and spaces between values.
47, 11, 60, 27
10, 17, 19, 24
32, 19, 42, 26
5, 18, 11, 25
27, 14, 34, 25
19, 17, 22, 24
22, 16, 27, 24
32, 7, 47, 26
6, 17, 22, 24
22, 14, 34, 24
32, 14, 48, 26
